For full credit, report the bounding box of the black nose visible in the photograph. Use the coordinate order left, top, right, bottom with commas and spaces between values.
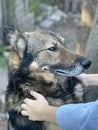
80, 58, 92, 69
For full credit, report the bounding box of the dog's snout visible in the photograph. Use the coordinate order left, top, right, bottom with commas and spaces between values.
80, 58, 91, 69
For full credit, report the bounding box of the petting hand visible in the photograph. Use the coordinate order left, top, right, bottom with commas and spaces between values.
75, 73, 90, 87
21, 91, 49, 121
75, 73, 98, 87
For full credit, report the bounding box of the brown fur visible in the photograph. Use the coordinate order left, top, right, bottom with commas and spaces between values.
5, 27, 91, 130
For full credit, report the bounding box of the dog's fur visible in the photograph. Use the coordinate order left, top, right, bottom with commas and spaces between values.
5, 28, 91, 130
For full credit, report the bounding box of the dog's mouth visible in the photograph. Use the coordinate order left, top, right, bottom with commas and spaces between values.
54, 67, 84, 76
41, 64, 84, 76
48, 62, 91, 76
52, 65, 85, 76
41, 59, 91, 76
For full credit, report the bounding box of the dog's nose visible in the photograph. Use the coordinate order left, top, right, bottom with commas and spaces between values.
80, 58, 92, 69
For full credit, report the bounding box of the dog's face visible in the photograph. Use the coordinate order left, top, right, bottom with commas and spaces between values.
5, 27, 91, 76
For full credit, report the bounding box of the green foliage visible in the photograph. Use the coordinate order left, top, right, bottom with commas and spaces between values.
11, 0, 15, 18
0, 45, 6, 68
29, 0, 55, 15
29, 0, 42, 13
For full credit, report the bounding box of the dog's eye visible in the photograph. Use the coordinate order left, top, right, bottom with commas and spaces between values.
47, 46, 57, 52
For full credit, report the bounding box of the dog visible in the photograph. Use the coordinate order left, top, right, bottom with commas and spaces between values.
5, 27, 91, 130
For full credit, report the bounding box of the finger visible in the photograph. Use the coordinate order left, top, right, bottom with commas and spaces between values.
21, 110, 28, 116
30, 91, 44, 100
21, 104, 27, 109
28, 116, 34, 121
24, 98, 33, 104
81, 82, 88, 87
28, 116, 37, 121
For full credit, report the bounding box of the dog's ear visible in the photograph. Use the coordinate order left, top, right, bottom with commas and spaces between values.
48, 30, 66, 45
4, 27, 22, 45
4, 27, 26, 58
4, 27, 27, 72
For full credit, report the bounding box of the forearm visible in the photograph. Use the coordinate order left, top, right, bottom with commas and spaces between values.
56, 100, 98, 130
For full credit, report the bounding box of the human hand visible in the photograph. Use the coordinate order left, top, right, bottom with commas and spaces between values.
75, 73, 98, 87
21, 91, 49, 121
75, 73, 90, 87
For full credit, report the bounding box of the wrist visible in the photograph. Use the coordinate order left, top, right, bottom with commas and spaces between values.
42, 105, 58, 124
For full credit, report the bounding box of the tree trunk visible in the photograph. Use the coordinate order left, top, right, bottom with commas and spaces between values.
2, 0, 13, 26
0, 0, 3, 44
76, 0, 97, 55
85, 0, 98, 73
81, 0, 97, 27
83, 0, 98, 102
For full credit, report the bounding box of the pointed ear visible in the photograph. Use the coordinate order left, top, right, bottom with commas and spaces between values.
4, 26, 23, 46
4, 27, 27, 58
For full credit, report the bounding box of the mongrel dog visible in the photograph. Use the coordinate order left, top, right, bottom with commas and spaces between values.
5, 27, 91, 130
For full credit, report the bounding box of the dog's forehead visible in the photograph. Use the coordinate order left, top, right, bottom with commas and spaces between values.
29, 31, 56, 43
27, 30, 58, 53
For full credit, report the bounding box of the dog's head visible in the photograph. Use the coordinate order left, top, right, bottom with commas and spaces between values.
5, 27, 91, 76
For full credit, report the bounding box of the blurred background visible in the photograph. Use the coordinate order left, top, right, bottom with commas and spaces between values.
0, 0, 97, 129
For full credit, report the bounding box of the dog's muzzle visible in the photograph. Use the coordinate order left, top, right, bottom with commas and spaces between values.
49, 58, 91, 76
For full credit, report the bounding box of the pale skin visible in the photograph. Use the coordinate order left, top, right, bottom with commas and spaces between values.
75, 73, 98, 87
21, 91, 58, 124
21, 73, 98, 124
